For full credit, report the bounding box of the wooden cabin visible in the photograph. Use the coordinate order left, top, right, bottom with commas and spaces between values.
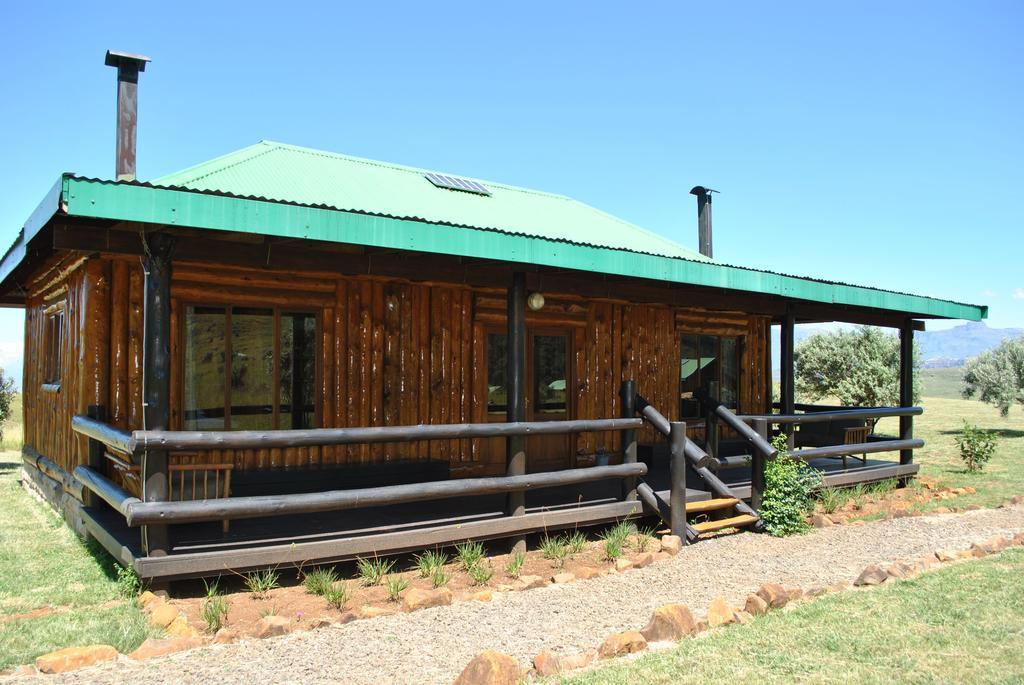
0, 58, 987, 580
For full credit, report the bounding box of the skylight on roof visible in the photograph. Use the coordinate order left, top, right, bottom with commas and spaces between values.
425, 172, 490, 196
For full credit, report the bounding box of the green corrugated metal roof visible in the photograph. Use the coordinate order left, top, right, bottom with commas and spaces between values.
154, 141, 708, 262
0, 141, 988, 322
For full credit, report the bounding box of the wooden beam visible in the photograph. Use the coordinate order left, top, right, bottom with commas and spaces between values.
780, 309, 796, 445
506, 271, 527, 552
900, 319, 916, 466
669, 422, 688, 540
132, 500, 643, 579
141, 232, 173, 557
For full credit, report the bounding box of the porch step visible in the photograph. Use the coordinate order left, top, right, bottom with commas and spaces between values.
685, 497, 739, 514
690, 513, 759, 534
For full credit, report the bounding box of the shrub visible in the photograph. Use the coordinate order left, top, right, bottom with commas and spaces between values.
356, 556, 395, 586
505, 551, 525, 579
324, 582, 350, 609
0, 369, 15, 441
955, 421, 997, 472
303, 567, 339, 596
454, 541, 485, 571
816, 486, 850, 514
244, 568, 280, 598
602, 537, 623, 561
414, 550, 447, 578
384, 575, 409, 601
115, 564, 143, 598
760, 434, 819, 537
201, 580, 229, 633
600, 521, 631, 561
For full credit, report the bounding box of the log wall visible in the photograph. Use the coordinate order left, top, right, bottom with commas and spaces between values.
22, 254, 771, 480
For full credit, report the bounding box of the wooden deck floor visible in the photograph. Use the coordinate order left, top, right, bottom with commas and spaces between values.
80, 455, 916, 580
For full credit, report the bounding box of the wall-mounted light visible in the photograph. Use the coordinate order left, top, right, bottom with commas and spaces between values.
527, 292, 546, 311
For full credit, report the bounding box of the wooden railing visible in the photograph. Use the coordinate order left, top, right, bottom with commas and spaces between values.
70, 411, 648, 565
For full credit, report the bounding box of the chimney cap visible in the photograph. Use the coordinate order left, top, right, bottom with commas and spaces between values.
104, 50, 152, 71
689, 186, 718, 196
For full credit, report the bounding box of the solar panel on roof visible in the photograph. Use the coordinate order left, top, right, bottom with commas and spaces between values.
425, 172, 491, 195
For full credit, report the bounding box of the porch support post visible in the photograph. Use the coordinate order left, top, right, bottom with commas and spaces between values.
780, 309, 796, 448
141, 233, 174, 557
506, 271, 527, 553
669, 421, 688, 541
620, 380, 637, 501
899, 318, 915, 466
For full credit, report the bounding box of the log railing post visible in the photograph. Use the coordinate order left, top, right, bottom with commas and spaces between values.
84, 405, 107, 509
780, 310, 796, 450
751, 418, 769, 511
704, 379, 720, 460
669, 421, 688, 541
141, 232, 174, 557
506, 271, 527, 553
620, 380, 637, 501
899, 318, 915, 470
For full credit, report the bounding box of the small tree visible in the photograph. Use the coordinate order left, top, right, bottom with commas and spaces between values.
961, 336, 1024, 416
0, 368, 15, 441
794, 326, 919, 426
953, 421, 996, 473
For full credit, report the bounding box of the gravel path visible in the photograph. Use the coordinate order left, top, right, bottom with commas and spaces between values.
15, 506, 1024, 685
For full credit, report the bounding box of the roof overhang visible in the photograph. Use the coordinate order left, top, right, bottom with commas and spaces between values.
0, 175, 989, 322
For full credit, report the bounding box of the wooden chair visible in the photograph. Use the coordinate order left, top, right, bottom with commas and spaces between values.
841, 426, 871, 468
110, 455, 234, 534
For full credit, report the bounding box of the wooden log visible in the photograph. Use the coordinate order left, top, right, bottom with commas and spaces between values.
124, 461, 648, 526
669, 422, 688, 541
73, 465, 140, 518
750, 418, 769, 511
620, 379, 637, 501
792, 439, 924, 462
506, 272, 527, 553
899, 319, 915, 467
141, 233, 174, 557
740, 406, 924, 425
131, 418, 641, 453
71, 415, 135, 454
711, 403, 777, 460
780, 310, 796, 446
134, 499, 644, 580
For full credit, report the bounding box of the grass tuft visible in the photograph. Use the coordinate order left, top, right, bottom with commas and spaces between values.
468, 562, 494, 586
540, 535, 568, 567
414, 550, 448, 578
505, 551, 525, 579
384, 575, 410, 602
454, 541, 486, 571
201, 579, 229, 633
244, 568, 280, 598
356, 556, 395, 586
303, 567, 339, 596
324, 582, 350, 610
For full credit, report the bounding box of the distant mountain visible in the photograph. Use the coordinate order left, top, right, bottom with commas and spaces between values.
917, 321, 1023, 368
770, 321, 1022, 375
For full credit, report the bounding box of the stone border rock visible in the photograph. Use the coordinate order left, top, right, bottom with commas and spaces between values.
450, 530, 1024, 682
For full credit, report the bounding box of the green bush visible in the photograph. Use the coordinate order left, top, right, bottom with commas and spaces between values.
954, 421, 997, 472
760, 434, 819, 536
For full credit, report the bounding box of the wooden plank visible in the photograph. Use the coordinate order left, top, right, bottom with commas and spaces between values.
691, 513, 758, 534
134, 500, 643, 579
685, 497, 738, 514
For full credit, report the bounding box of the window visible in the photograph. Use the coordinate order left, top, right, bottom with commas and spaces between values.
183, 305, 317, 430
679, 333, 740, 418
42, 306, 65, 387
486, 331, 570, 418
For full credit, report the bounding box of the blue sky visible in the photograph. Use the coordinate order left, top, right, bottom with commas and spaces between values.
0, 1, 1021, 385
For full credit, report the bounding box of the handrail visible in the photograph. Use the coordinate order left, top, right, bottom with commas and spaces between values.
738, 406, 923, 425
72, 416, 643, 456
634, 393, 760, 524
633, 396, 716, 470
703, 400, 778, 461
791, 438, 924, 462
71, 416, 134, 455
74, 461, 649, 527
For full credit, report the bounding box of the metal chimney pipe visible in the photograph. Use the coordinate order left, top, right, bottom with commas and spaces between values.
104, 50, 152, 181
689, 186, 716, 258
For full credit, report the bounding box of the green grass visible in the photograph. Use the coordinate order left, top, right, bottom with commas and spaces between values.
0, 400, 157, 670
873, 396, 1024, 512
561, 549, 1024, 684
921, 367, 965, 400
